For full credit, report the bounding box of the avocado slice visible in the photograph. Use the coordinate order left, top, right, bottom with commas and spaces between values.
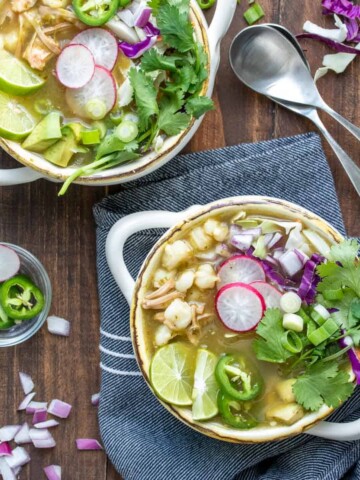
43, 127, 77, 167
22, 111, 62, 152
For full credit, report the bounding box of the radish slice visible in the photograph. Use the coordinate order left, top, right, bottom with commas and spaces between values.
56, 44, 95, 89
251, 281, 282, 309
0, 245, 20, 282
215, 282, 265, 332
66, 66, 116, 120
218, 255, 266, 288
71, 28, 118, 71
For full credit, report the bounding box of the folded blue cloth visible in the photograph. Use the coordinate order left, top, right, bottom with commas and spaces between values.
94, 133, 360, 480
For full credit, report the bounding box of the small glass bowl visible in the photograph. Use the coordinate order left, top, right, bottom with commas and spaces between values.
0, 243, 52, 347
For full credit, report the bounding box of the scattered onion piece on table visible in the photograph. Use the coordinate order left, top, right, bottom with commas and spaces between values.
29, 428, 56, 449
76, 439, 103, 451
0, 443, 12, 457
26, 401, 48, 414
48, 399, 72, 419
0, 426, 21, 442
14, 423, 31, 445
18, 392, 36, 411
34, 419, 59, 429
5, 447, 30, 468
91, 393, 100, 406
32, 408, 47, 425
0, 457, 16, 480
47, 316, 71, 337
19, 372, 34, 395
44, 465, 61, 480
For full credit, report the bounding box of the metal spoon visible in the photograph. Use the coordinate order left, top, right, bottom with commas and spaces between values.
229, 25, 360, 142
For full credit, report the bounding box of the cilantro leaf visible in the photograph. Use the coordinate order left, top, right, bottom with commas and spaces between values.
186, 96, 214, 119
253, 309, 294, 363
293, 361, 354, 411
157, 4, 195, 52
129, 68, 159, 131
317, 240, 360, 296
158, 111, 191, 136
96, 135, 137, 160
141, 50, 182, 73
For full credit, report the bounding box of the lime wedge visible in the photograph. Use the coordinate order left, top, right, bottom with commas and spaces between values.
0, 49, 45, 96
0, 92, 35, 140
150, 343, 195, 406
192, 349, 219, 421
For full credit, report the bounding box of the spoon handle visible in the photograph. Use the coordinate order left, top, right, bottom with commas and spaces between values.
310, 112, 360, 196
321, 104, 360, 142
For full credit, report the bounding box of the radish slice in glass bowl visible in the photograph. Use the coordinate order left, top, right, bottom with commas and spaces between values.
0, 245, 20, 282
65, 66, 117, 120
251, 281, 282, 309
215, 282, 266, 332
56, 44, 95, 89
70, 28, 118, 71
218, 255, 266, 288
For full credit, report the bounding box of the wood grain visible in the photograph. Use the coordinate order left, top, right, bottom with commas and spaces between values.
0, 2, 359, 479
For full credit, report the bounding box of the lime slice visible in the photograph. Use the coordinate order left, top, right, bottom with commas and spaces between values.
150, 343, 195, 406
0, 49, 45, 96
192, 349, 219, 421
0, 92, 35, 140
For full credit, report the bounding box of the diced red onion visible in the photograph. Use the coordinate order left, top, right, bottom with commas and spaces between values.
18, 392, 36, 411
0, 426, 21, 442
339, 335, 360, 384
19, 372, 34, 395
119, 35, 157, 59
32, 408, 47, 425
13, 466, 21, 477
91, 393, 100, 406
267, 232, 283, 249
118, 9, 135, 27
0, 458, 16, 480
297, 33, 360, 53
278, 250, 304, 277
76, 439, 103, 451
230, 234, 254, 251
273, 248, 285, 260
264, 255, 278, 267
295, 249, 310, 265
322, 0, 360, 19
0, 443, 12, 457
5, 447, 30, 469
26, 401, 47, 414
143, 21, 160, 36
34, 419, 59, 429
44, 465, 61, 480
48, 399, 72, 419
29, 429, 56, 448
14, 423, 31, 445
47, 316, 71, 337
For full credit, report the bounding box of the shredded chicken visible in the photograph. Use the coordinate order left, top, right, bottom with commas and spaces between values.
142, 291, 185, 309
38, 5, 85, 29
43, 21, 73, 33
23, 32, 53, 70
0, 3, 15, 25
144, 279, 175, 301
24, 11, 60, 54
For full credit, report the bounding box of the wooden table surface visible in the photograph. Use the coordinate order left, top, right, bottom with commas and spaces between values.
0, 2, 359, 479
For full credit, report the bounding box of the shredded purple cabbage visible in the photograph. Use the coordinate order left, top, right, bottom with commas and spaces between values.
345, 17, 360, 40
297, 33, 360, 53
119, 36, 157, 59
339, 335, 360, 384
297, 253, 325, 304
322, 0, 360, 19
143, 22, 161, 37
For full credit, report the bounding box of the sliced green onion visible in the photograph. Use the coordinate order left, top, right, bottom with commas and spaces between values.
323, 288, 344, 301
310, 309, 327, 326
197, 0, 215, 9
81, 129, 101, 145
298, 308, 312, 324
92, 121, 107, 139
85, 99, 107, 120
281, 331, 302, 353
308, 318, 339, 346
115, 120, 138, 143
244, 3, 265, 25
109, 111, 123, 126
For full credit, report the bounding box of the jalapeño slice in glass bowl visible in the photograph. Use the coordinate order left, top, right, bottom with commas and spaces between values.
0, 243, 51, 347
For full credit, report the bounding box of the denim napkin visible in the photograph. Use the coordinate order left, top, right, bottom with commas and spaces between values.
94, 132, 360, 480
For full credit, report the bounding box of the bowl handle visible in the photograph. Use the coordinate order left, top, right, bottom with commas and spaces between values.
207, 0, 237, 88
106, 207, 201, 305
0, 167, 43, 186
306, 417, 360, 441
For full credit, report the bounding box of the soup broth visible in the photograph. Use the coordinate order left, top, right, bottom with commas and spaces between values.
140, 207, 355, 431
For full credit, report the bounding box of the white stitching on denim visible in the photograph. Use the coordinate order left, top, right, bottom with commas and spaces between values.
100, 363, 141, 376
100, 329, 132, 342
100, 345, 135, 359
